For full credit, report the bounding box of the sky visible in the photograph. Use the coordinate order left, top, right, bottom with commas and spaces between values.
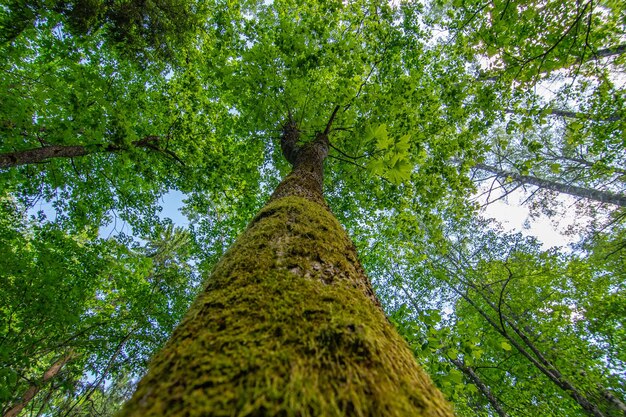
154, 186, 580, 251
29, 182, 580, 250
478, 187, 581, 250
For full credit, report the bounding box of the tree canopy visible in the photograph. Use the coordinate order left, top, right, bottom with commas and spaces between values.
1, 0, 624, 416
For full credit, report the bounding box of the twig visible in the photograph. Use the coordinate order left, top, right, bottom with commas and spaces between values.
328, 154, 366, 170
329, 143, 368, 160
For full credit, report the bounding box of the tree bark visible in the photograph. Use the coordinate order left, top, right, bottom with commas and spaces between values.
600, 388, 626, 417
117, 117, 454, 417
504, 108, 621, 122
0, 136, 161, 168
547, 109, 621, 122
475, 163, 626, 207
449, 358, 510, 417
3, 352, 74, 417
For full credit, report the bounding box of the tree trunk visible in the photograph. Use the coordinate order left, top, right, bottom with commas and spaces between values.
599, 388, 626, 417
504, 108, 621, 122
446, 275, 606, 417
3, 352, 74, 417
479, 43, 626, 82
449, 358, 510, 417
117, 117, 453, 417
586, 44, 626, 60
475, 163, 626, 207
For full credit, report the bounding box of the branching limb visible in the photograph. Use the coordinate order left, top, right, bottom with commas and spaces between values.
323, 105, 341, 136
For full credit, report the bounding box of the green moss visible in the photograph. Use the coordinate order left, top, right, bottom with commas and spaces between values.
118, 196, 454, 417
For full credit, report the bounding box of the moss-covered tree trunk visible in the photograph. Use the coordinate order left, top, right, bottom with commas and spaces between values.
118, 117, 454, 417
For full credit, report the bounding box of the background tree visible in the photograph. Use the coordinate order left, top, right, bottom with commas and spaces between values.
0, 0, 255, 234
386, 215, 625, 417
418, 0, 623, 223
0, 197, 200, 417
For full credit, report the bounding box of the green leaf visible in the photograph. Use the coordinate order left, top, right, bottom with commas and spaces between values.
549, 163, 561, 174
373, 124, 388, 139
387, 158, 413, 184
447, 349, 459, 360
466, 384, 478, 394
395, 134, 411, 153
471, 348, 483, 359
449, 369, 463, 385
366, 159, 386, 176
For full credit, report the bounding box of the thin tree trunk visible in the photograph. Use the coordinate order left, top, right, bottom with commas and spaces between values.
117, 113, 454, 417
587, 44, 626, 60
600, 388, 626, 417
547, 109, 621, 122
445, 276, 606, 417
449, 358, 510, 417
0, 136, 161, 168
479, 43, 626, 81
474, 163, 626, 207
61, 330, 134, 417
3, 352, 74, 417
504, 108, 621, 122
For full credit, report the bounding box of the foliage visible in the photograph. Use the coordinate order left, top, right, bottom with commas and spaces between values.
387, 217, 625, 416
438, 0, 626, 217
0, 198, 200, 416
0, 0, 207, 63
0, 0, 255, 235
0, 0, 624, 415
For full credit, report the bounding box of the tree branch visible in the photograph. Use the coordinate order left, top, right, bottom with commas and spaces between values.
474, 163, 626, 207
323, 105, 341, 136
4, 352, 75, 417
0, 136, 161, 169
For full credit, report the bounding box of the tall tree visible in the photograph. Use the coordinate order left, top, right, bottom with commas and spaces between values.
118, 114, 453, 416
387, 216, 626, 417
432, 0, 625, 217
0, 0, 252, 234
2, 0, 625, 415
